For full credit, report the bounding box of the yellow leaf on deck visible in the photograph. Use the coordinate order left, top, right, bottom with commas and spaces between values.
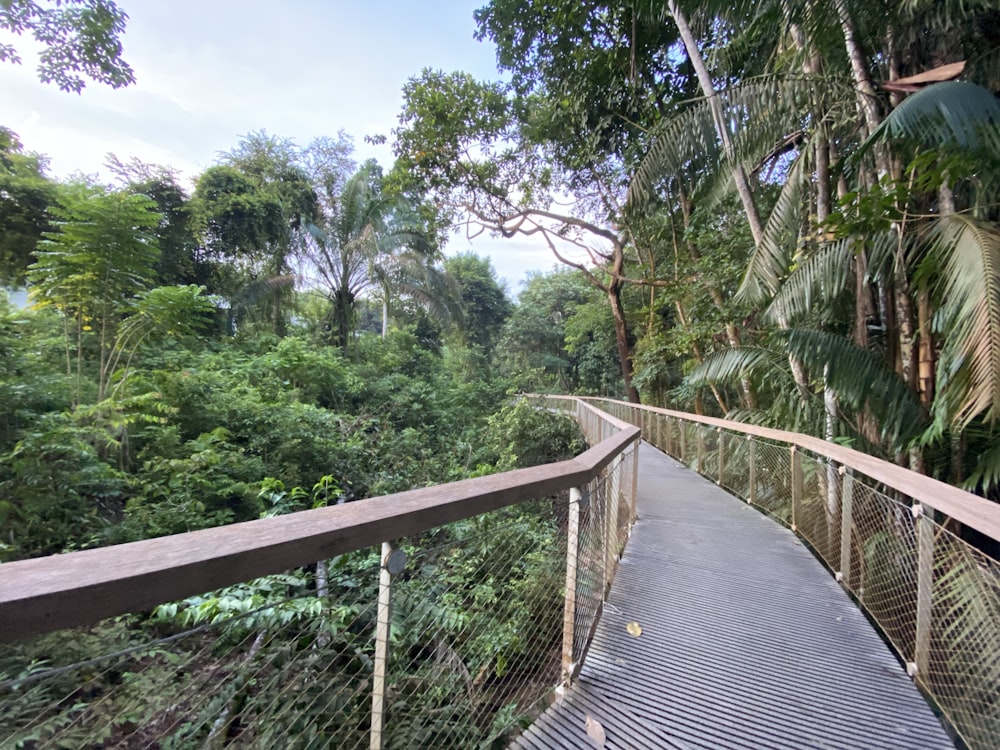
585, 714, 607, 747
626, 621, 642, 637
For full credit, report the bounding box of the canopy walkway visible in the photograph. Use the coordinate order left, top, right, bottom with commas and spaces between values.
513, 442, 951, 749
1, 397, 998, 749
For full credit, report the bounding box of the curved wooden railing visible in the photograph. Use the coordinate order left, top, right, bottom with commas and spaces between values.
0, 404, 638, 642
558, 395, 1000, 750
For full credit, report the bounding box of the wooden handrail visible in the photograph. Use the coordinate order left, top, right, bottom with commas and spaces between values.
585, 396, 1000, 543
0, 426, 638, 643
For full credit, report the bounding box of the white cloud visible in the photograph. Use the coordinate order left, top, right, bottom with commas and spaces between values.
3, 0, 561, 283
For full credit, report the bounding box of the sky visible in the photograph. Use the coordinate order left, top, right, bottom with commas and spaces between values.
1, 0, 563, 292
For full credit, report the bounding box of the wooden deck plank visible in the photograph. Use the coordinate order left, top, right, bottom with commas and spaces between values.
513, 442, 953, 749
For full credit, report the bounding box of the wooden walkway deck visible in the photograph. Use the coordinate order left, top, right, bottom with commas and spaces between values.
513, 442, 953, 749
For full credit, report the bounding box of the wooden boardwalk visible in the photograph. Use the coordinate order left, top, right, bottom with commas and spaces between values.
513, 442, 953, 749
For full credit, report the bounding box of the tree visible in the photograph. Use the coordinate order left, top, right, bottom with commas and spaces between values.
0, 127, 57, 285
0, 0, 134, 92
27, 181, 160, 402
306, 161, 455, 347
393, 69, 643, 401
107, 155, 206, 287
194, 132, 319, 335
443, 252, 511, 360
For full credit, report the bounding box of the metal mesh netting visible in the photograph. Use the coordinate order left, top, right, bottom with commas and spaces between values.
836, 481, 1000, 749
0, 553, 383, 749
375, 499, 570, 749
0, 504, 572, 750
569, 452, 634, 669
797, 453, 839, 567
924, 526, 1000, 748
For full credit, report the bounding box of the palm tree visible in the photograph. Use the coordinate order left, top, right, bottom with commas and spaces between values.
305, 162, 459, 348
629, 0, 1000, 488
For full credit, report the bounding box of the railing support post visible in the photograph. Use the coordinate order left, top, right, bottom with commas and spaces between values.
838, 470, 854, 587
748, 436, 757, 505
717, 428, 725, 486
606, 459, 620, 584
630, 440, 639, 522
561, 487, 582, 685
910, 504, 934, 680
678, 421, 686, 462
696, 426, 705, 472
665, 415, 672, 456
370, 540, 399, 750
791, 446, 803, 532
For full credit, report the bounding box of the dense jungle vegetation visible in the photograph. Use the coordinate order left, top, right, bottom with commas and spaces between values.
1, 0, 1000, 746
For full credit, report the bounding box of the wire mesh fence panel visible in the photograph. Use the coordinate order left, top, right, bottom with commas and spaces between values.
572, 472, 609, 667
719, 432, 752, 500
843, 484, 919, 667
378, 498, 568, 750
926, 527, 1000, 750
698, 426, 719, 483
0, 552, 382, 749
751, 440, 792, 524
796, 453, 839, 569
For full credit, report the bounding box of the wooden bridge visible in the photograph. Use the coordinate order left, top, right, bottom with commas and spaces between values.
1, 397, 998, 749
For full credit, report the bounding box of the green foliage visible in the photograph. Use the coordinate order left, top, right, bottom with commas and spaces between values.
444, 252, 511, 359
0, 412, 127, 559
498, 269, 623, 396
0, 127, 57, 285
0, 0, 135, 92
485, 398, 584, 471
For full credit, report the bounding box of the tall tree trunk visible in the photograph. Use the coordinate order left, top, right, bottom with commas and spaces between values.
675, 300, 730, 413
608, 274, 640, 403
667, 1, 765, 245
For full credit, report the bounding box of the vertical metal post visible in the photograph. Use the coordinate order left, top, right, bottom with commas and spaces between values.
912, 504, 934, 680
839, 470, 854, 587
791, 446, 803, 532
665, 415, 673, 456
630, 440, 639, 522
561, 487, 582, 685
748, 435, 757, 505
716, 428, 725, 486
370, 541, 396, 750
679, 421, 686, 461
696, 425, 705, 473
611, 457, 622, 572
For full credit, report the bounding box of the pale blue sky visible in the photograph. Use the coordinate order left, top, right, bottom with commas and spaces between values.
2, 0, 563, 289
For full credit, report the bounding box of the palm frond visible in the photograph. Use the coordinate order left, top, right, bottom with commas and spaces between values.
864, 81, 1000, 156
926, 215, 1000, 431
629, 75, 851, 210
231, 274, 296, 313
961, 434, 1000, 494
687, 345, 794, 389
627, 98, 720, 208
765, 237, 856, 325
737, 149, 809, 304
783, 328, 925, 447
685, 345, 828, 435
